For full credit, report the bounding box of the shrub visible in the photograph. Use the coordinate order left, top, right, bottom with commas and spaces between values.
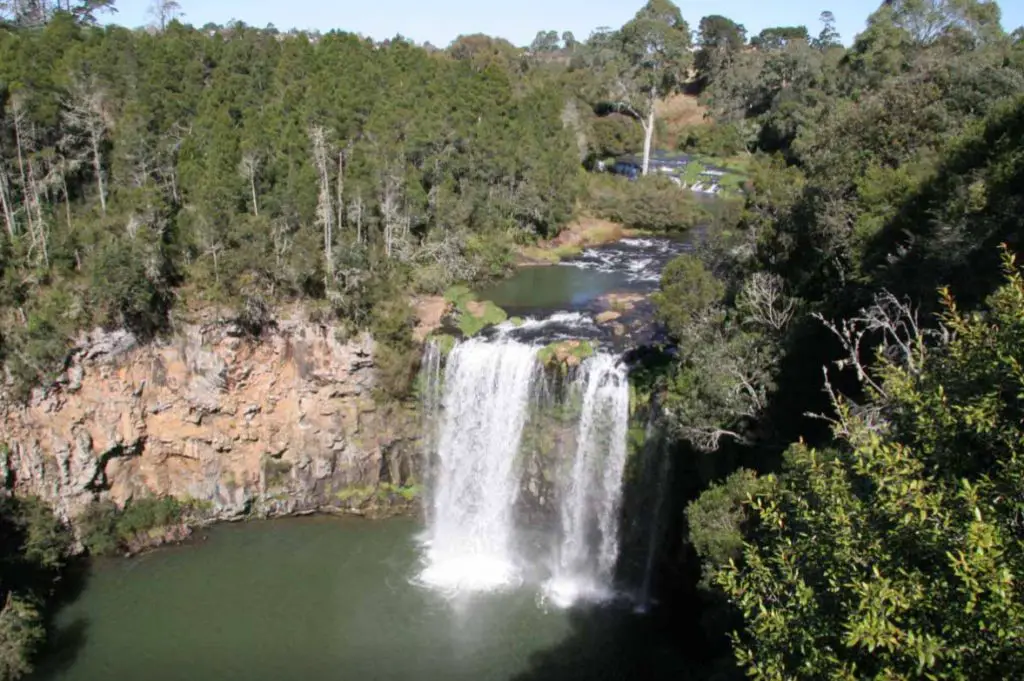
89, 233, 172, 338
588, 113, 644, 160
587, 175, 707, 232
369, 297, 419, 400
686, 468, 767, 571
78, 496, 192, 556
651, 254, 726, 340
678, 122, 749, 156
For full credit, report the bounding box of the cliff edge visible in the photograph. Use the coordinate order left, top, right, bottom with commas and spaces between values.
1, 321, 422, 523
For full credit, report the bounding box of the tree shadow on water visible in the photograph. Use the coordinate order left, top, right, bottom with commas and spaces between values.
510, 601, 718, 681
30, 618, 89, 679
30, 557, 92, 679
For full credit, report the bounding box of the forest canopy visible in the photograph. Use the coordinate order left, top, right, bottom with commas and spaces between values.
0, 10, 585, 397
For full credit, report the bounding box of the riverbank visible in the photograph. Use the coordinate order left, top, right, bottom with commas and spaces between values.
517, 216, 641, 265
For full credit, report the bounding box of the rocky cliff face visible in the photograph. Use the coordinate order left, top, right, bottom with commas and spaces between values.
1, 322, 422, 522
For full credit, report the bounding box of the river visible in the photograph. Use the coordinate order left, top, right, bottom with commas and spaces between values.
34, 517, 688, 681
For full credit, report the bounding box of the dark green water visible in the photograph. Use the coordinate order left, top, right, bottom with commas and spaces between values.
35, 517, 687, 681
478, 265, 626, 313
476, 237, 689, 316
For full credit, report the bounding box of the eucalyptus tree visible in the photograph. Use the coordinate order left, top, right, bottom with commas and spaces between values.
592, 0, 692, 175
148, 0, 181, 31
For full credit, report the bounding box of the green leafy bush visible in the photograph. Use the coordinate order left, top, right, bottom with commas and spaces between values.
679, 123, 749, 156
716, 260, 1024, 680
686, 469, 767, 571
587, 175, 707, 232
0, 494, 73, 679
588, 113, 644, 160
369, 296, 419, 400
78, 496, 194, 556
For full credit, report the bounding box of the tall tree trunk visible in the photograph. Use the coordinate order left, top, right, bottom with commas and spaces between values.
90, 133, 106, 215
352, 193, 363, 245
335, 149, 345, 236
26, 156, 47, 267
12, 106, 32, 237
641, 101, 656, 177
249, 172, 259, 216
62, 173, 73, 230
309, 126, 334, 287
240, 153, 260, 216
0, 167, 16, 240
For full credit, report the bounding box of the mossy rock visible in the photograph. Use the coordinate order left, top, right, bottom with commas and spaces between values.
336, 485, 375, 504
444, 284, 475, 307
429, 333, 457, 356
538, 339, 596, 369
442, 285, 508, 337
459, 300, 508, 336
378, 482, 422, 502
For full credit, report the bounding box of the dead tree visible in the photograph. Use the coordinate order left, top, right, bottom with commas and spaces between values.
308, 125, 334, 286
238, 151, 260, 216
63, 77, 110, 215
0, 165, 16, 240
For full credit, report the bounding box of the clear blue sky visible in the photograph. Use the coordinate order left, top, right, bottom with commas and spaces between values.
109, 0, 1024, 47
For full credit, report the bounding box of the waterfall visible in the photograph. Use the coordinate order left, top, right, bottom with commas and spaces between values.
418, 339, 539, 593
418, 341, 445, 525
544, 354, 631, 607
419, 340, 633, 606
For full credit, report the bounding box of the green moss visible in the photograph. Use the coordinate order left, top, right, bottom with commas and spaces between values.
629, 381, 652, 416
379, 482, 422, 501
262, 457, 293, 487
627, 424, 647, 457
509, 317, 525, 327
444, 284, 475, 307
537, 339, 596, 368
430, 333, 457, 355
551, 244, 583, 259
458, 300, 508, 336
443, 285, 508, 337
336, 485, 375, 503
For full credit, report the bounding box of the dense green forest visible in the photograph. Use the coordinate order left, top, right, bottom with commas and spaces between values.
646, 0, 1024, 678
0, 4, 589, 399
1, 0, 1024, 678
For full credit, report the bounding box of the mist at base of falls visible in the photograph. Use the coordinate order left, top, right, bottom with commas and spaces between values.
418, 339, 640, 607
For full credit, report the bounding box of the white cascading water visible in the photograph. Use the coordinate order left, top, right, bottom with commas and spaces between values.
418, 341, 444, 526
544, 353, 631, 607
418, 339, 538, 593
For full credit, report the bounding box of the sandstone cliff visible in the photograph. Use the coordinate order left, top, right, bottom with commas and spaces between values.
1, 321, 422, 523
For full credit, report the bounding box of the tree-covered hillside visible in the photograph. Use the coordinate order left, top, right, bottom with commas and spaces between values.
644, 0, 1024, 678
0, 9, 584, 397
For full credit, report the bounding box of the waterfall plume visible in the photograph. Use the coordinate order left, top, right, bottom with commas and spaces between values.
543, 354, 630, 607
419, 340, 632, 606
418, 340, 538, 593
